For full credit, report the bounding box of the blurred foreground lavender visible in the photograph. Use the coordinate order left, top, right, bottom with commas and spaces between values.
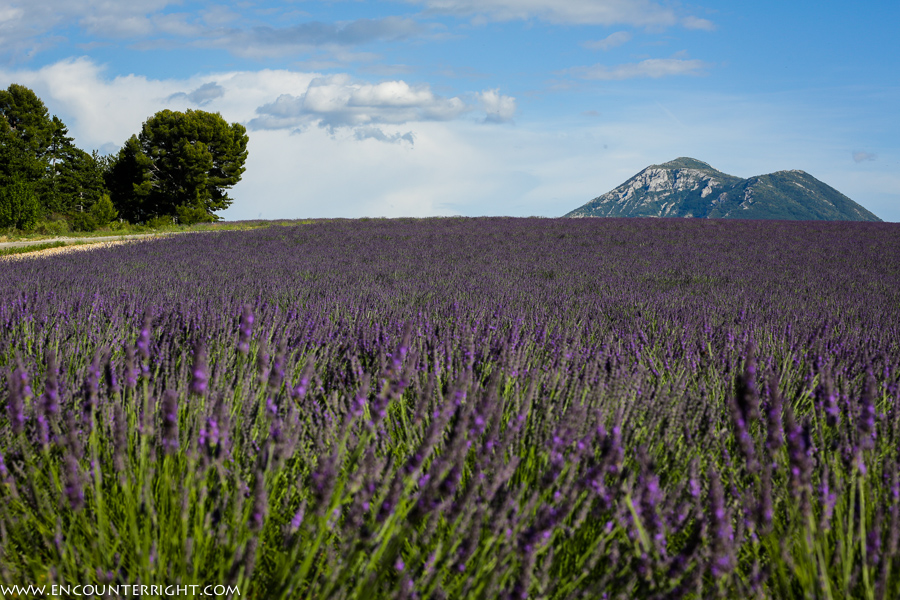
1, 217, 899, 599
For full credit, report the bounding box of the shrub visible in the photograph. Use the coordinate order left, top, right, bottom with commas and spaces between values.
0, 177, 41, 231
89, 193, 118, 227
33, 217, 70, 236
147, 215, 176, 229
71, 211, 99, 232
176, 202, 217, 225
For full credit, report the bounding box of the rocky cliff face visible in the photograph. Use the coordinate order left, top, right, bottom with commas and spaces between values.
564, 158, 882, 222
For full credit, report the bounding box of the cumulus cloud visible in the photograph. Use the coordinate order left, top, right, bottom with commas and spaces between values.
248, 75, 514, 138
568, 57, 709, 80
405, 0, 710, 29
0, 57, 318, 150
0, 0, 176, 53
582, 31, 632, 51
207, 17, 428, 59
354, 126, 416, 145
681, 16, 717, 31
168, 82, 225, 106
0, 1, 428, 62
478, 89, 516, 123
852, 150, 877, 163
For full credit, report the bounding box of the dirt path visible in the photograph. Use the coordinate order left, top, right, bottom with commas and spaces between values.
0, 232, 183, 250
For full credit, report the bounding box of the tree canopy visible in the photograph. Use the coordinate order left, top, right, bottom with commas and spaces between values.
0, 85, 250, 231
108, 109, 249, 223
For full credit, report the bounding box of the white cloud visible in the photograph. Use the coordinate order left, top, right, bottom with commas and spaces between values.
582, 31, 632, 51
249, 74, 510, 134
168, 82, 225, 106
681, 16, 716, 31
0, 57, 317, 150
0, 58, 893, 223
405, 0, 710, 29
568, 57, 709, 80
354, 126, 416, 146
478, 89, 516, 123
852, 150, 877, 163
0, 0, 176, 54
207, 17, 428, 59
0, 2, 429, 61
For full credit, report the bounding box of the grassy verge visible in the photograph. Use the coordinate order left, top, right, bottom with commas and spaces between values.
0, 219, 317, 244
0, 241, 68, 257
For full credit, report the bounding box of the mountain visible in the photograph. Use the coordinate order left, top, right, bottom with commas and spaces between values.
564, 158, 882, 221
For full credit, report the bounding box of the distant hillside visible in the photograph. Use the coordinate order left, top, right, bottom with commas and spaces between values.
564, 158, 881, 221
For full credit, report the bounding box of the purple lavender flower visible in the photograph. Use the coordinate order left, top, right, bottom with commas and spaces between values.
81, 353, 102, 426
159, 390, 179, 454
6, 361, 28, 436
784, 405, 813, 511
249, 470, 267, 531
0, 451, 9, 482
41, 349, 60, 418
764, 375, 784, 453
707, 468, 734, 578
64, 454, 84, 511
189, 341, 208, 395
238, 304, 254, 355
858, 372, 877, 452
136, 313, 152, 376
124, 345, 138, 389
289, 500, 307, 533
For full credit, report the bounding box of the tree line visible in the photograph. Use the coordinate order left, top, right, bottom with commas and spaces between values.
0, 84, 249, 233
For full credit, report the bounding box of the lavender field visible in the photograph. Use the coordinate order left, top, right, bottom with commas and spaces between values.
1, 217, 899, 599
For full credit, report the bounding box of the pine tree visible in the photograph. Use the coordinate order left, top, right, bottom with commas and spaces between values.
107, 109, 248, 223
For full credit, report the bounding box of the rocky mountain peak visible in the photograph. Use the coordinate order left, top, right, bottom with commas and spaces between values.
564, 159, 881, 222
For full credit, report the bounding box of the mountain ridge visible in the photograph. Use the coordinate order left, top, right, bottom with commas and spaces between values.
564, 158, 881, 222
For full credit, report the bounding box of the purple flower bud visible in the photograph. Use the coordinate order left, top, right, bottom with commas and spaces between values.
41, 349, 60, 418
124, 345, 138, 388
764, 376, 784, 452
238, 305, 254, 355
137, 313, 152, 367
6, 361, 28, 436
708, 469, 734, 578
858, 373, 877, 452
81, 353, 102, 426
64, 454, 84, 511
256, 339, 270, 382
268, 341, 286, 392
189, 341, 208, 395
757, 464, 773, 534
290, 501, 307, 532
159, 391, 179, 454
250, 471, 267, 531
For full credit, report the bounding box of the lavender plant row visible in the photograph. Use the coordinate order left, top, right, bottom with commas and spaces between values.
1, 217, 899, 599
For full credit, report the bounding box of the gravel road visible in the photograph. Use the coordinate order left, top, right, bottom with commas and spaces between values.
0, 233, 185, 262
0, 232, 181, 250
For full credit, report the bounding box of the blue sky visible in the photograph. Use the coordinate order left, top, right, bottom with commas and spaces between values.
1, 0, 897, 221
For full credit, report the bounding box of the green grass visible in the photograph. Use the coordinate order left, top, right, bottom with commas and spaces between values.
0, 241, 68, 257
0, 219, 318, 244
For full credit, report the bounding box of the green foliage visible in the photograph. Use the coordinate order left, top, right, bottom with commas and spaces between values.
33, 217, 70, 236
147, 215, 176, 229
106, 135, 153, 223
0, 240, 66, 256
108, 109, 248, 223
0, 84, 54, 160
44, 118, 108, 214
0, 84, 111, 224
0, 177, 41, 231
176, 201, 217, 225
71, 211, 99, 232
89, 193, 118, 227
